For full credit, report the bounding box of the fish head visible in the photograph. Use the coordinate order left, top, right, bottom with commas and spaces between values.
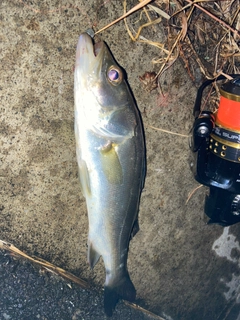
75, 32, 132, 110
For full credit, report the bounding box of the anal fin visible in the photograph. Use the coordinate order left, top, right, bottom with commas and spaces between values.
87, 242, 100, 269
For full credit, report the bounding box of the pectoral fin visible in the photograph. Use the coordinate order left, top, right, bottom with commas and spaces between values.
78, 159, 91, 198
100, 142, 123, 185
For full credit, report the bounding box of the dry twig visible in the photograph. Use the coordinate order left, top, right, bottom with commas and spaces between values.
148, 125, 189, 137
95, 0, 153, 34
0, 240, 90, 289
186, 184, 203, 204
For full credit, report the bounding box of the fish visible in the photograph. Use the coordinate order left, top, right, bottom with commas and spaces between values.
74, 32, 146, 316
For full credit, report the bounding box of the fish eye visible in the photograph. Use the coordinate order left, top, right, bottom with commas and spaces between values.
107, 66, 122, 85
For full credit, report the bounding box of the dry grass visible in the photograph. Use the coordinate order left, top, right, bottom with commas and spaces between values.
96, 0, 240, 82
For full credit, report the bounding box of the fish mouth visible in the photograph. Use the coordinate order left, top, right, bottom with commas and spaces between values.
75, 33, 104, 70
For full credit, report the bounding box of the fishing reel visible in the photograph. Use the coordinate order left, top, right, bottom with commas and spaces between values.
190, 75, 240, 226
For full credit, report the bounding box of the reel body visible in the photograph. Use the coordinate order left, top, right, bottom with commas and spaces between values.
191, 75, 240, 226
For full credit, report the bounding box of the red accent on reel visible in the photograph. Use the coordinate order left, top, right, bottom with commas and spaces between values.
215, 96, 240, 130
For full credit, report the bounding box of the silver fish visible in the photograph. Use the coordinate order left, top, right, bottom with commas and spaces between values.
74, 32, 145, 316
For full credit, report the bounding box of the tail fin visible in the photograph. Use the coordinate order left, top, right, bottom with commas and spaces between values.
104, 274, 136, 317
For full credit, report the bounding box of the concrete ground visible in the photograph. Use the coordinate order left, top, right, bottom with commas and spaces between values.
1, 1, 240, 319
0, 248, 163, 320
